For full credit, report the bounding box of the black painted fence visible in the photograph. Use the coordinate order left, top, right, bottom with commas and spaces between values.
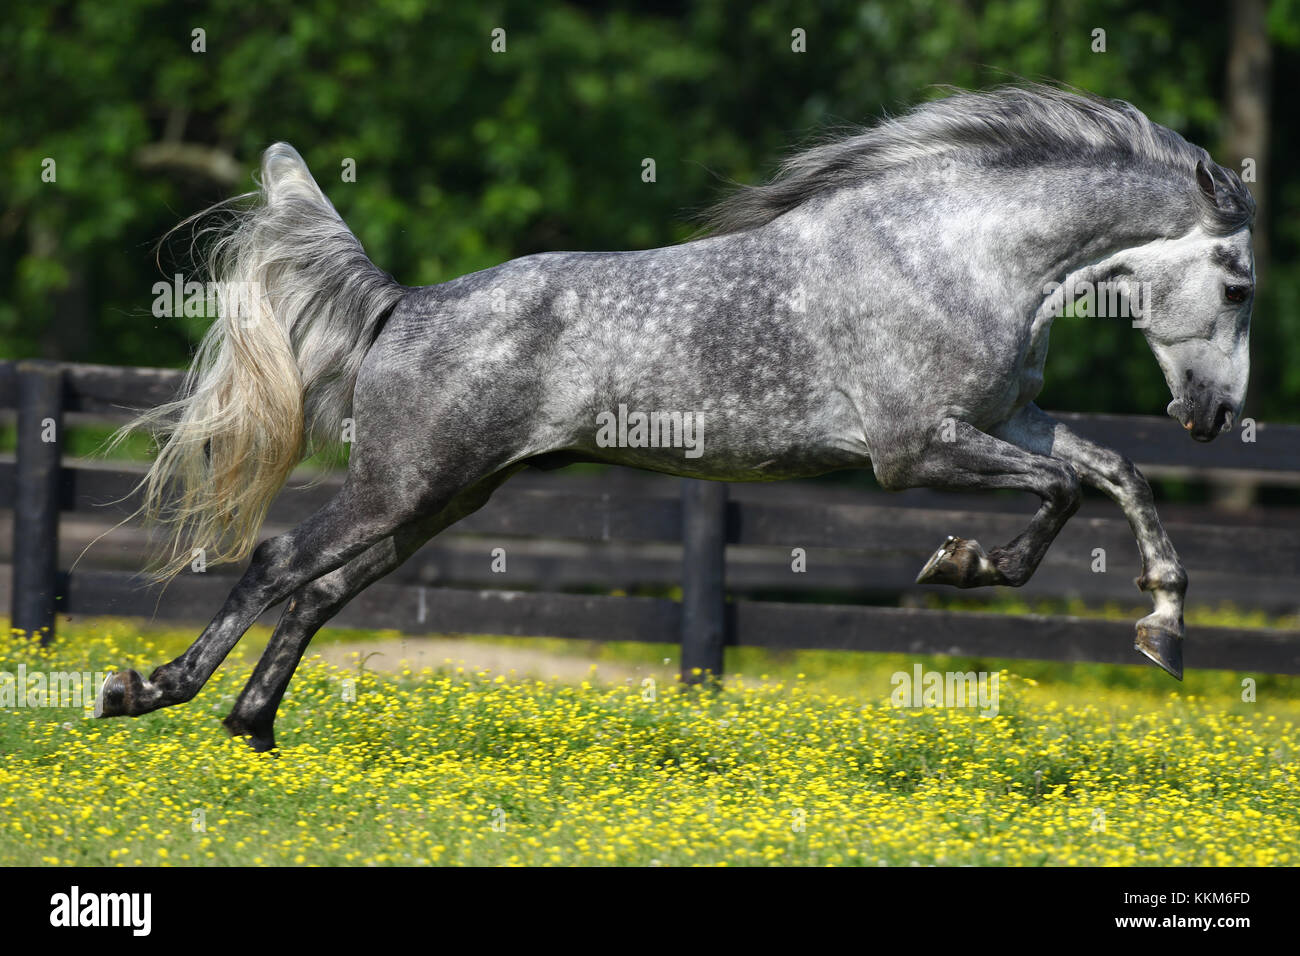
3, 359, 1299, 677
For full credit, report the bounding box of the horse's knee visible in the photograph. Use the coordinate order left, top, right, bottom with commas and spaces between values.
1101, 451, 1139, 486
1045, 461, 1082, 516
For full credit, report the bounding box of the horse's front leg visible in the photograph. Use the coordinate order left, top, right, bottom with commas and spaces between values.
884, 419, 1082, 587
995, 403, 1187, 678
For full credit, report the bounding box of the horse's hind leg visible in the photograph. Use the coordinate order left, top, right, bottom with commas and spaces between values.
889, 419, 1081, 588
97, 481, 415, 718
98, 454, 512, 719
221, 535, 408, 752
223, 474, 514, 751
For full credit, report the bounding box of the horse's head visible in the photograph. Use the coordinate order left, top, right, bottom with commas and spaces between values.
1123, 162, 1255, 442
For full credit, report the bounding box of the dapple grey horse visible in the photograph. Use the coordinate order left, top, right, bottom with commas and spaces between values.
100, 84, 1255, 750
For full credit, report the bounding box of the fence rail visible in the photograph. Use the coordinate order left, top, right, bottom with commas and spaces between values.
3, 359, 1299, 676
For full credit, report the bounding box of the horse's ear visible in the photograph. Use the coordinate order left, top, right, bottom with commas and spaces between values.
1195, 160, 1218, 205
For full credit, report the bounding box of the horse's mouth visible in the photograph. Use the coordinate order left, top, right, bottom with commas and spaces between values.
1168, 397, 1234, 442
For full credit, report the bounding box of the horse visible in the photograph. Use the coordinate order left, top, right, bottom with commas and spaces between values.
98, 84, 1256, 751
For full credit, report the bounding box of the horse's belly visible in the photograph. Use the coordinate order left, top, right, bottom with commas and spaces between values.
577, 398, 868, 481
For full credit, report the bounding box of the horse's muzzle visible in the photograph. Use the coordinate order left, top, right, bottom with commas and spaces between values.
1169, 396, 1235, 442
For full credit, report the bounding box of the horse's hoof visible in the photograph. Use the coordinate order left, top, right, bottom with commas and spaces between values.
240, 733, 277, 754
1135, 617, 1184, 680
97, 669, 145, 717
916, 536, 1002, 588
223, 714, 277, 753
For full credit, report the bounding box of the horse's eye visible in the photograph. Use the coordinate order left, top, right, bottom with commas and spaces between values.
1225, 284, 1251, 304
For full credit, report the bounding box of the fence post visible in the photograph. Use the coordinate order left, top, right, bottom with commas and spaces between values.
12, 360, 64, 644
680, 478, 727, 686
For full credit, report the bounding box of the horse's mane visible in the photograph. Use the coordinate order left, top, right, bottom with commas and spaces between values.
704, 83, 1255, 237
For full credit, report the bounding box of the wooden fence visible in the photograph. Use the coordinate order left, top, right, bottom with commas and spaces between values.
2, 359, 1299, 677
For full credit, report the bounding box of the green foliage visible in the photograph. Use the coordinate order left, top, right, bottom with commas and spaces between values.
1, 0, 1296, 419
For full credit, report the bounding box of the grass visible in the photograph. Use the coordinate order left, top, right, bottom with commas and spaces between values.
1, 616, 1297, 866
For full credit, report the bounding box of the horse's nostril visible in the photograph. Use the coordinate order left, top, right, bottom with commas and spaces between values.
1213, 403, 1232, 432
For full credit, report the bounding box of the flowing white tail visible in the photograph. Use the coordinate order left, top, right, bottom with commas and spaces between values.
122, 143, 405, 578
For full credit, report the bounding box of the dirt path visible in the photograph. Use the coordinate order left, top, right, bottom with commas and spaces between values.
309, 636, 672, 685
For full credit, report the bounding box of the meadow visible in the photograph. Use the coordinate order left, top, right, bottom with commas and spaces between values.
1, 617, 1297, 867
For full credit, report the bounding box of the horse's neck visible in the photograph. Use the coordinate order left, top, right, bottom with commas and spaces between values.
999, 165, 1184, 286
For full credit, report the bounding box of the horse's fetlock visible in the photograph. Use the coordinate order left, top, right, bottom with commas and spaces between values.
147, 663, 196, 705
1137, 564, 1187, 595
